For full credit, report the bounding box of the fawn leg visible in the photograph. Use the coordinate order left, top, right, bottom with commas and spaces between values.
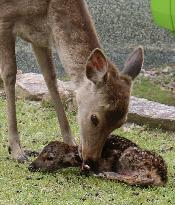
32, 45, 76, 145
98, 172, 154, 186
0, 31, 27, 162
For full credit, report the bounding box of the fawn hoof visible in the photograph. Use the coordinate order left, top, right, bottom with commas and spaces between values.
28, 163, 35, 172
28, 163, 38, 172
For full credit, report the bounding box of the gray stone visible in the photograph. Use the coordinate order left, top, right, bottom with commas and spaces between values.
16, 73, 77, 111
128, 96, 175, 131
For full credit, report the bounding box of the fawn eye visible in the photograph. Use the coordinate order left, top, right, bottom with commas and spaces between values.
47, 153, 55, 161
91, 115, 99, 126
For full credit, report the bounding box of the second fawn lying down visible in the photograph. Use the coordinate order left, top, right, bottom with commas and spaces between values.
29, 135, 167, 186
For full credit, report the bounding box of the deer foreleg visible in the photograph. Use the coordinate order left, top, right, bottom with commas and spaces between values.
32, 45, 76, 146
0, 29, 27, 162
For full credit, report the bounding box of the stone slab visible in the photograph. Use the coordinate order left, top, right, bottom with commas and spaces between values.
16, 73, 76, 111
128, 96, 175, 131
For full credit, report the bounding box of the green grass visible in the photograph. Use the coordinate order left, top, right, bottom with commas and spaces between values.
132, 78, 175, 106
0, 96, 175, 205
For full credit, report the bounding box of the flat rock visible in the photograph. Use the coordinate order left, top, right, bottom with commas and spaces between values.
128, 96, 175, 131
16, 73, 77, 111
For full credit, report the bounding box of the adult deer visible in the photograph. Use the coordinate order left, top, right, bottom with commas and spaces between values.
0, 0, 143, 163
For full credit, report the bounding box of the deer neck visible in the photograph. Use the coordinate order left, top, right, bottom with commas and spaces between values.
49, 0, 101, 87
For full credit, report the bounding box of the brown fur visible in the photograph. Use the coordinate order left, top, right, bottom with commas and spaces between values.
29, 135, 167, 186
0, 0, 143, 163
29, 141, 80, 172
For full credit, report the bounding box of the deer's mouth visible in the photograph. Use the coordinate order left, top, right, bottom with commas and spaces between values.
81, 159, 99, 175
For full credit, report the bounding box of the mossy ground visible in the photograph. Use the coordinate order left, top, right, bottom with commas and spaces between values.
132, 77, 175, 106
0, 96, 175, 205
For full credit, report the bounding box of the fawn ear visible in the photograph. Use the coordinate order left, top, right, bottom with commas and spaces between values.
86, 48, 108, 84
122, 47, 144, 80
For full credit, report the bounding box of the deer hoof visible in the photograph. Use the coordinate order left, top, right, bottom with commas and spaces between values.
17, 154, 28, 163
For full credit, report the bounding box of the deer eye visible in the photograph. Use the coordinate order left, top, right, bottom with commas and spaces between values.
91, 114, 99, 126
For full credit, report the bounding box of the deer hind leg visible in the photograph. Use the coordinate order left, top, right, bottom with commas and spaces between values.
0, 31, 27, 162
32, 45, 76, 146
98, 172, 155, 186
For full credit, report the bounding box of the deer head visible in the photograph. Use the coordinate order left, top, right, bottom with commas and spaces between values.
76, 47, 144, 166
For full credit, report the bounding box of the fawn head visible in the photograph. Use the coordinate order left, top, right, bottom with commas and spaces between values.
28, 141, 80, 172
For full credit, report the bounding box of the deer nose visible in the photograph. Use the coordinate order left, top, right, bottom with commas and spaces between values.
81, 159, 98, 173
28, 163, 37, 172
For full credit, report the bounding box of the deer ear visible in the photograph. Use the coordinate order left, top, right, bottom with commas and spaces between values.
122, 47, 144, 80
86, 48, 108, 84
